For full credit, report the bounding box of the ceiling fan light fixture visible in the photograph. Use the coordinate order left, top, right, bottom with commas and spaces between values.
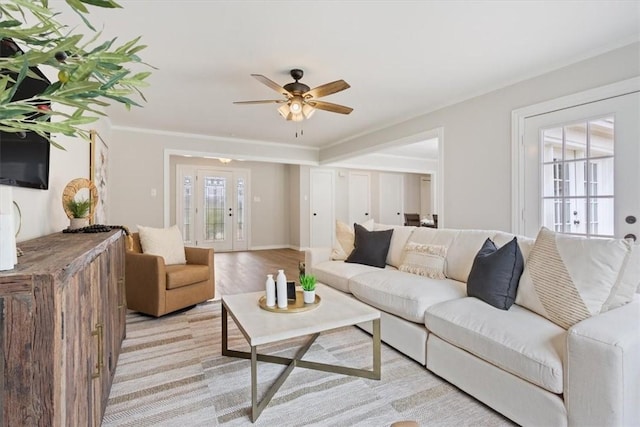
290, 96, 303, 114
277, 104, 291, 119
302, 103, 315, 119
235, 69, 353, 124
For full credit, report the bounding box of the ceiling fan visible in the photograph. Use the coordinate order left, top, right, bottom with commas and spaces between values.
233, 69, 353, 122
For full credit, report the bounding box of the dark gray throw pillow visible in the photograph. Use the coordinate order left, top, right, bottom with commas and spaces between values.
467, 237, 524, 310
345, 223, 393, 268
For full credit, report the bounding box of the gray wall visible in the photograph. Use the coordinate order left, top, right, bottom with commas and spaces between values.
19, 43, 638, 244
321, 42, 640, 232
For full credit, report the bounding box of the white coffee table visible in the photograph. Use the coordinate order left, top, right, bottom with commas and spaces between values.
221, 283, 381, 422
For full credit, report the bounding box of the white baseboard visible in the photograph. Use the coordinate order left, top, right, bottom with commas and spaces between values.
249, 244, 299, 251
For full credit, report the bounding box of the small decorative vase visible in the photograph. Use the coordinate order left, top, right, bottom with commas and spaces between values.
303, 290, 315, 304
276, 269, 288, 309
265, 274, 276, 307
69, 217, 89, 230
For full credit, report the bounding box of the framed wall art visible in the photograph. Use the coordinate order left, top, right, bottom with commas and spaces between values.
89, 130, 109, 224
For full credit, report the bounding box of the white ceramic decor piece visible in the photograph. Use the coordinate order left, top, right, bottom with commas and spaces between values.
276, 269, 288, 308
0, 186, 17, 271
265, 274, 276, 307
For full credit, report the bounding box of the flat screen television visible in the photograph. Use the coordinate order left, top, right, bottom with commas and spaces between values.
0, 38, 52, 190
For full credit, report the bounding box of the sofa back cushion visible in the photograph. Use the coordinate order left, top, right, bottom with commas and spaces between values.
373, 223, 416, 267
445, 230, 499, 283
494, 231, 535, 262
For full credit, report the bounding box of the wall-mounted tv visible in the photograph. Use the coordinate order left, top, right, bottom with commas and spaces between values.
0, 131, 50, 189
0, 38, 52, 190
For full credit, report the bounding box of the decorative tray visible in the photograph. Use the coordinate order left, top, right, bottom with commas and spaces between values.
258, 290, 321, 313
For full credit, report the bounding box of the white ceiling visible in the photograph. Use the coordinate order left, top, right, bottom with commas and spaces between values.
57, 1, 639, 159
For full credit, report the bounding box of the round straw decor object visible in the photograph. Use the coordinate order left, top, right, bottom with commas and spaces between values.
62, 178, 99, 219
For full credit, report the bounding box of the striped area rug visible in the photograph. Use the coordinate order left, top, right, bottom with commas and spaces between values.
103, 301, 513, 426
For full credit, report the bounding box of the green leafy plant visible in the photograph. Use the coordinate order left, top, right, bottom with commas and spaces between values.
0, 0, 152, 149
299, 274, 316, 292
66, 197, 90, 218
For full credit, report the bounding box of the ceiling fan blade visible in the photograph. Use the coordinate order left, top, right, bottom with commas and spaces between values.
306, 100, 353, 115
251, 74, 292, 97
233, 99, 287, 104
304, 80, 350, 99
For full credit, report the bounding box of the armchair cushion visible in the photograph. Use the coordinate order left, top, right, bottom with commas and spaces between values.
166, 265, 211, 290
137, 224, 186, 265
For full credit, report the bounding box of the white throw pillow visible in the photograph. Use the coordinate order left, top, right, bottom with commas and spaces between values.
137, 224, 187, 265
331, 219, 374, 260
516, 227, 638, 329
398, 242, 447, 279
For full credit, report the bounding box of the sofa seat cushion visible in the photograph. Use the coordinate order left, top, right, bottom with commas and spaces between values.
349, 270, 466, 323
311, 260, 382, 293
425, 297, 565, 394
165, 264, 210, 290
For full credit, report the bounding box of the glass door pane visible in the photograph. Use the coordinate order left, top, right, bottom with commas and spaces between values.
236, 177, 245, 242
204, 176, 226, 241
182, 174, 193, 242
540, 115, 614, 237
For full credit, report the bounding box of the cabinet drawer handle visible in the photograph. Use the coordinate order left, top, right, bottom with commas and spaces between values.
118, 278, 126, 309
91, 323, 104, 379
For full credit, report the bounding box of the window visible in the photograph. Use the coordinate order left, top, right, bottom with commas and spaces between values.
182, 175, 193, 241
236, 178, 245, 241
541, 116, 614, 237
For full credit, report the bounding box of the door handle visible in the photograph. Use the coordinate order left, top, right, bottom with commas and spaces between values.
625, 234, 637, 242
365, 213, 369, 216
626, 216, 636, 224
313, 213, 317, 216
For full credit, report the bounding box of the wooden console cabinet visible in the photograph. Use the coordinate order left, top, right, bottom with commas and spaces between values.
0, 230, 126, 426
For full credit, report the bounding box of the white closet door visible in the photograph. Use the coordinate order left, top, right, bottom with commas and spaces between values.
348, 171, 371, 225
379, 173, 404, 225
310, 169, 335, 248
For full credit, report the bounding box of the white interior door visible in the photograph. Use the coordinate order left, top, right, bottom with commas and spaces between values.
420, 176, 432, 217
310, 169, 335, 248
523, 92, 639, 240
379, 173, 404, 225
348, 171, 370, 225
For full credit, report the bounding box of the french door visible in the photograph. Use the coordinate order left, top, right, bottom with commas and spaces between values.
176, 166, 249, 251
523, 92, 639, 240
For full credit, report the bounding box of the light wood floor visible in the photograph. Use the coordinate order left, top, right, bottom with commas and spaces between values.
214, 248, 305, 296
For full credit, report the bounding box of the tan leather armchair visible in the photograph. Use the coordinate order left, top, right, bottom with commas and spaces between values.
125, 233, 215, 317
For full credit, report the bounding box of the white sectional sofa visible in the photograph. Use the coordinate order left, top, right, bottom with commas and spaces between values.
305, 225, 640, 427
